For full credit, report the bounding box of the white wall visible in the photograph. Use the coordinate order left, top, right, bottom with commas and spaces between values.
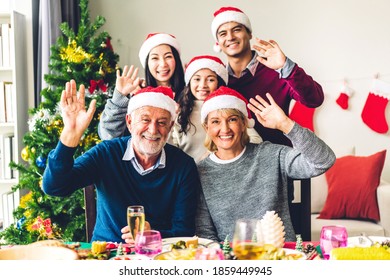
89, 0, 390, 181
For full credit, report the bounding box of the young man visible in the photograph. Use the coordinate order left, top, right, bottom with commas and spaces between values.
42, 80, 200, 243
211, 6, 324, 146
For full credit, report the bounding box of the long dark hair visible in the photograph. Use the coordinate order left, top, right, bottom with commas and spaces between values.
177, 76, 226, 134
144, 47, 185, 102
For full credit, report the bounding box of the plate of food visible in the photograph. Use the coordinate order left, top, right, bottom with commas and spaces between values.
161, 236, 220, 252
347, 235, 390, 247
282, 248, 307, 260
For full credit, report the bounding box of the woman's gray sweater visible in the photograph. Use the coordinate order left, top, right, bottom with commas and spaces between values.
195, 123, 336, 242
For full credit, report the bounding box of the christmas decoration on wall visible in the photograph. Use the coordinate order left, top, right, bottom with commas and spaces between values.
289, 101, 316, 132
361, 78, 390, 134
336, 80, 354, 110
0, 0, 119, 245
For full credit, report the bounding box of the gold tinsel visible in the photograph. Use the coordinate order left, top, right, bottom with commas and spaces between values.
60, 40, 92, 64
19, 192, 33, 208
101, 60, 115, 74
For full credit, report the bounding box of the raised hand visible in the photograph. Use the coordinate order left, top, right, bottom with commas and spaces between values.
116, 65, 143, 96
252, 38, 286, 70
59, 79, 96, 147
248, 93, 294, 134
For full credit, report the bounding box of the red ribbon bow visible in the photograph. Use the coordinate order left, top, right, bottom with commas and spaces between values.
89, 79, 107, 93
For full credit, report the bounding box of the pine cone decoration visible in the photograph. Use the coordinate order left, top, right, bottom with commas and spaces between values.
261, 211, 285, 248
303, 243, 316, 254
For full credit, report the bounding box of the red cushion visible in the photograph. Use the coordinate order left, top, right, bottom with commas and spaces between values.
318, 150, 386, 221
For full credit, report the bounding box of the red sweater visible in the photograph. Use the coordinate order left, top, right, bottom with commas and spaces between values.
228, 62, 324, 146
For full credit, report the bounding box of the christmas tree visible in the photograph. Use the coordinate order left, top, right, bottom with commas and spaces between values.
0, 0, 119, 244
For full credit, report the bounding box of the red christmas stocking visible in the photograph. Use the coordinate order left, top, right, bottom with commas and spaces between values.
361, 79, 390, 134
336, 83, 353, 110
289, 101, 315, 132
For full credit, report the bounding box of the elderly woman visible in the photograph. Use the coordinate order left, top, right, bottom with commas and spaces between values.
195, 86, 335, 242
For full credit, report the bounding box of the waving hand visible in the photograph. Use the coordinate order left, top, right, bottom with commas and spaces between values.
248, 93, 294, 134
60, 80, 96, 147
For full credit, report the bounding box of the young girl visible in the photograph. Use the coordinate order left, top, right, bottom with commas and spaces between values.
171, 55, 261, 162
98, 33, 185, 140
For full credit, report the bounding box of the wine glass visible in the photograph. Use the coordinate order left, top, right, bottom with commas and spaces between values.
320, 225, 348, 260
127, 205, 145, 240
232, 218, 264, 260
134, 230, 162, 258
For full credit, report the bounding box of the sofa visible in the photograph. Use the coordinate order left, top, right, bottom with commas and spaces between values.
294, 147, 390, 241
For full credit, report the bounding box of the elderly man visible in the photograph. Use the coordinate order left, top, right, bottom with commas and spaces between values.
43, 80, 200, 243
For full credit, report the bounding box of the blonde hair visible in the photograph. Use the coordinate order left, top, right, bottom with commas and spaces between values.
203, 108, 250, 152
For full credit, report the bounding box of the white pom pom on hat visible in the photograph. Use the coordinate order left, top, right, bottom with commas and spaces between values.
127, 86, 177, 119
184, 55, 228, 85
138, 33, 181, 68
211, 6, 252, 53
201, 86, 255, 128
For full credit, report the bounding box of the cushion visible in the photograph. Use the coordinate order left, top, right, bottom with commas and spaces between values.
318, 150, 386, 221
310, 146, 355, 213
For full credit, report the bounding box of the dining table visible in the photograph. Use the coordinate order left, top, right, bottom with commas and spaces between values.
62, 239, 323, 260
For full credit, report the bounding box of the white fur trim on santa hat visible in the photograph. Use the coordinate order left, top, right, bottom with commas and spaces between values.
201, 94, 254, 128
211, 7, 252, 53
127, 91, 177, 120
185, 57, 228, 85
138, 33, 181, 68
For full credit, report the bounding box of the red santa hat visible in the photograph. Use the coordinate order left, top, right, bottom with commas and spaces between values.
201, 86, 255, 128
211, 6, 252, 52
127, 86, 177, 119
138, 33, 181, 68
184, 55, 228, 85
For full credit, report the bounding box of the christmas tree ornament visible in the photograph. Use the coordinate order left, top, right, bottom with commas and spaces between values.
222, 235, 231, 255
289, 101, 315, 132
99, 67, 105, 76
295, 234, 303, 251
36, 156, 47, 169
336, 81, 353, 110
116, 243, 125, 256
21, 146, 30, 161
105, 38, 113, 51
361, 79, 390, 134
89, 79, 107, 93
53, 120, 63, 129
16, 217, 26, 229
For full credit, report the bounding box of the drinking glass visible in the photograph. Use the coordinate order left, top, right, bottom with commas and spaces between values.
232, 218, 264, 260
134, 230, 162, 258
320, 225, 348, 260
127, 205, 145, 240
